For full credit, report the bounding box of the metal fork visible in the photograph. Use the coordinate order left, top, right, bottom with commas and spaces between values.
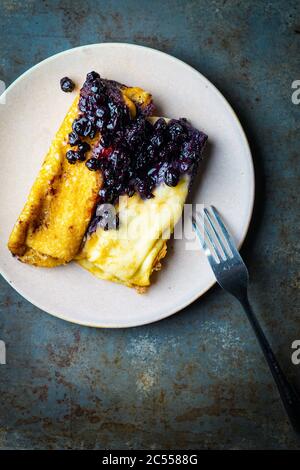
192, 206, 300, 433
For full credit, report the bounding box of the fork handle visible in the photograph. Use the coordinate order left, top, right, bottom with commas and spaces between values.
239, 295, 300, 434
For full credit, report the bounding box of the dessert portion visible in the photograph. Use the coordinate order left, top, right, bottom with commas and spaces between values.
8, 71, 207, 290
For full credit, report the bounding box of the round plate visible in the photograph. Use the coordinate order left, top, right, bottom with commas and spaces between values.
0, 43, 254, 328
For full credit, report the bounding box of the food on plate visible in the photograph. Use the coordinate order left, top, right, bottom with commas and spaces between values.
60, 76, 75, 93
8, 71, 207, 290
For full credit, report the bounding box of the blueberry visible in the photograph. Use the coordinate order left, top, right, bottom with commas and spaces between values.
72, 117, 87, 135
147, 167, 157, 177
99, 133, 111, 148
109, 149, 121, 169
83, 121, 93, 137
98, 187, 114, 203
60, 77, 75, 93
108, 101, 118, 115
90, 80, 104, 94
89, 127, 97, 139
150, 133, 164, 148
135, 178, 154, 199
167, 121, 185, 141
85, 158, 99, 171
157, 162, 169, 180
164, 167, 180, 187
66, 150, 81, 164
91, 84, 100, 94
103, 169, 115, 187
124, 123, 144, 147
68, 131, 80, 146
87, 94, 100, 107
95, 118, 105, 130
165, 141, 180, 160
135, 153, 147, 170
78, 96, 87, 112
95, 106, 106, 118
86, 113, 96, 124
73, 117, 96, 138
78, 141, 91, 153
146, 144, 158, 160
126, 186, 135, 197
86, 71, 100, 82
106, 115, 120, 131
179, 117, 188, 125
179, 160, 190, 173
154, 118, 167, 133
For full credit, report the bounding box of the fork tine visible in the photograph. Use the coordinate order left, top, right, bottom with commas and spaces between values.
202, 213, 221, 263
191, 214, 219, 265
203, 207, 229, 260
210, 206, 240, 258
191, 214, 207, 251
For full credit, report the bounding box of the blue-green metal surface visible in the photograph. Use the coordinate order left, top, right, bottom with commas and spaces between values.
0, 0, 299, 449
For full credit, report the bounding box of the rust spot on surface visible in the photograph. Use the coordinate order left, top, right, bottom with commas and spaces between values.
133, 34, 172, 51
32, 384, 48, 402
100, 422, 138, 433
47, 330, 81, 368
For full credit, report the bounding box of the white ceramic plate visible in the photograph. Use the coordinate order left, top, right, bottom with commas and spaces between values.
0, 43, 254, 328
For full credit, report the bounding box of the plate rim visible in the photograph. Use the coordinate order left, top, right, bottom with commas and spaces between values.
0, 42, 255, 328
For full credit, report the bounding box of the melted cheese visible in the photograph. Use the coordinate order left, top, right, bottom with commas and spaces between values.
77, 176, 189, 287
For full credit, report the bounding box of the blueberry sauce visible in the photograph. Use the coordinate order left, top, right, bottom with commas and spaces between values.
60, 77, 75, 93
65, 72, 207, 232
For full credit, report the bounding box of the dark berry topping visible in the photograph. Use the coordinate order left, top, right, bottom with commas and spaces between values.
154, 117, 167, 133
60, 77, 75, 93
85, 158, 99, 171
68, 131, 81, 146
72, 117, 93, 137
95, 106, 106, 118
77, 141, 91, 153
99, 133, 111, 148
167, 120, 185, 141
86, 71, 100, 82
164, 167, 180, 187
66, 150, 81, 164
64, 71, 207, 232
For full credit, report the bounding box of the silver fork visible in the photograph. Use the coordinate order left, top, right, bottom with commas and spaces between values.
192, 205, 300, 433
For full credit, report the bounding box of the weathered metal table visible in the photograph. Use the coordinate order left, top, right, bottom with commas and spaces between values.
0, 0, 299, 449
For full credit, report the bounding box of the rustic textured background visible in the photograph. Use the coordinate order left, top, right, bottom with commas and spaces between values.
0, 0, 299, 449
